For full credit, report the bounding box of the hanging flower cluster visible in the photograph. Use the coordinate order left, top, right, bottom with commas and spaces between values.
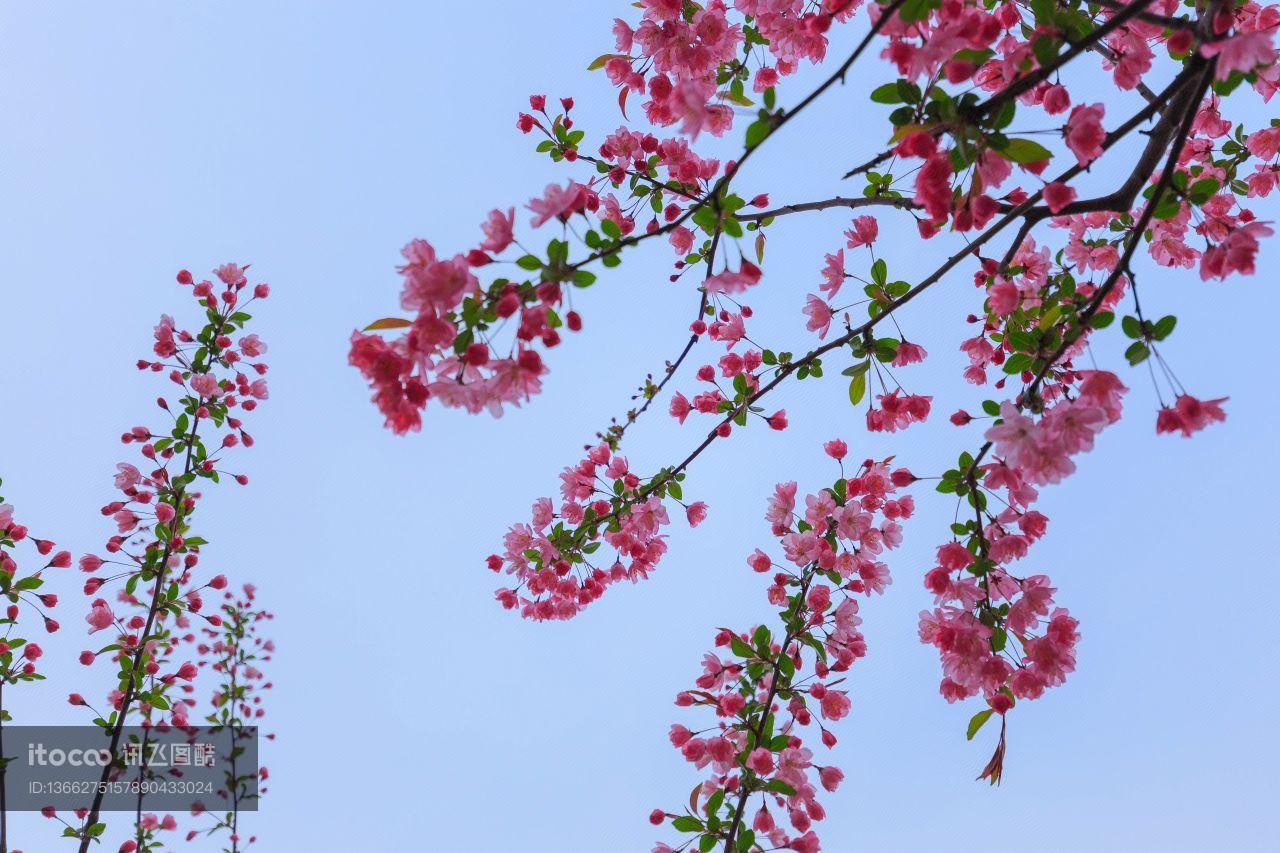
490, 442, 698, 620
653, 446, 913, 852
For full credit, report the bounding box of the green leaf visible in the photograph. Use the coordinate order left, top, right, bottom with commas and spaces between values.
967, 708, 995, 740
672, 816, 702, 833
587, 54, 621, 71
1152, 315, 1177, 341
848, 372, 867, 406
870, 82, 903, 104
1124, 341, 1150, 365
1001, 138, 1053, 165
1187, 178, 1220, 205
515, 255, 542, 271
744, 119, 770, 148
871, 258, 887, 287
898, 0, 934, 22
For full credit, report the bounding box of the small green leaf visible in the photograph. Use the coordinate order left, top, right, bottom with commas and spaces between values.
1124, 341, 1150, 365
870, 82, 903, 104
1152, 315, 1177, 340
967, 708, 995, 740
1001, 138, 1053, 165
848, 372, 867, 406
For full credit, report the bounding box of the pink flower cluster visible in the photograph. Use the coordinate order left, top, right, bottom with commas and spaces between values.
348, 228, 559, 434
0, 499, 70, 693
920, 372, 1126, 750
667, 306, 786, 436
607, 0, 862, 139
489, 443, 702, 621
655, 447, 913, 852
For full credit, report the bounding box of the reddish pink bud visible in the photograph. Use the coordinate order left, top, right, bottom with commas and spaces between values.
648, 809, 664, 825
68, 693, 86, 706
79, 650, 96, 665
495, 290, 521, 318
950, 409, 972, 426
176, 269, 193, 284
1043, 181, 1077, 214
1167, 27, 1192, 55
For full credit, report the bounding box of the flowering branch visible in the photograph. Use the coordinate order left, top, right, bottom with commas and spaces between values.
66, 265, 270, 851
352, 0, 1279, 846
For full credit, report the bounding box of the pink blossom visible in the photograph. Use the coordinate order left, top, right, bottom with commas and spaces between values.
802, 295, 833, 339
1064, 103, 1105, 167
1200, 30, 1277, 79
705, 260, 762, 294
844, 215, 879, 248
1156, 394, 1228, 437
86, 599, 114, 634
479, 207, 516, 253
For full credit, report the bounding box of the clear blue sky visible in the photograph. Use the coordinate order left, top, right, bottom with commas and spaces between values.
0, 3, 1276, 851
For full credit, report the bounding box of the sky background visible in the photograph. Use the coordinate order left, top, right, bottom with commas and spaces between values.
0, 2, 1276, 851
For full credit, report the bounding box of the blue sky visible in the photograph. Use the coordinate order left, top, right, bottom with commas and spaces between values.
0, 2, 1276, 850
